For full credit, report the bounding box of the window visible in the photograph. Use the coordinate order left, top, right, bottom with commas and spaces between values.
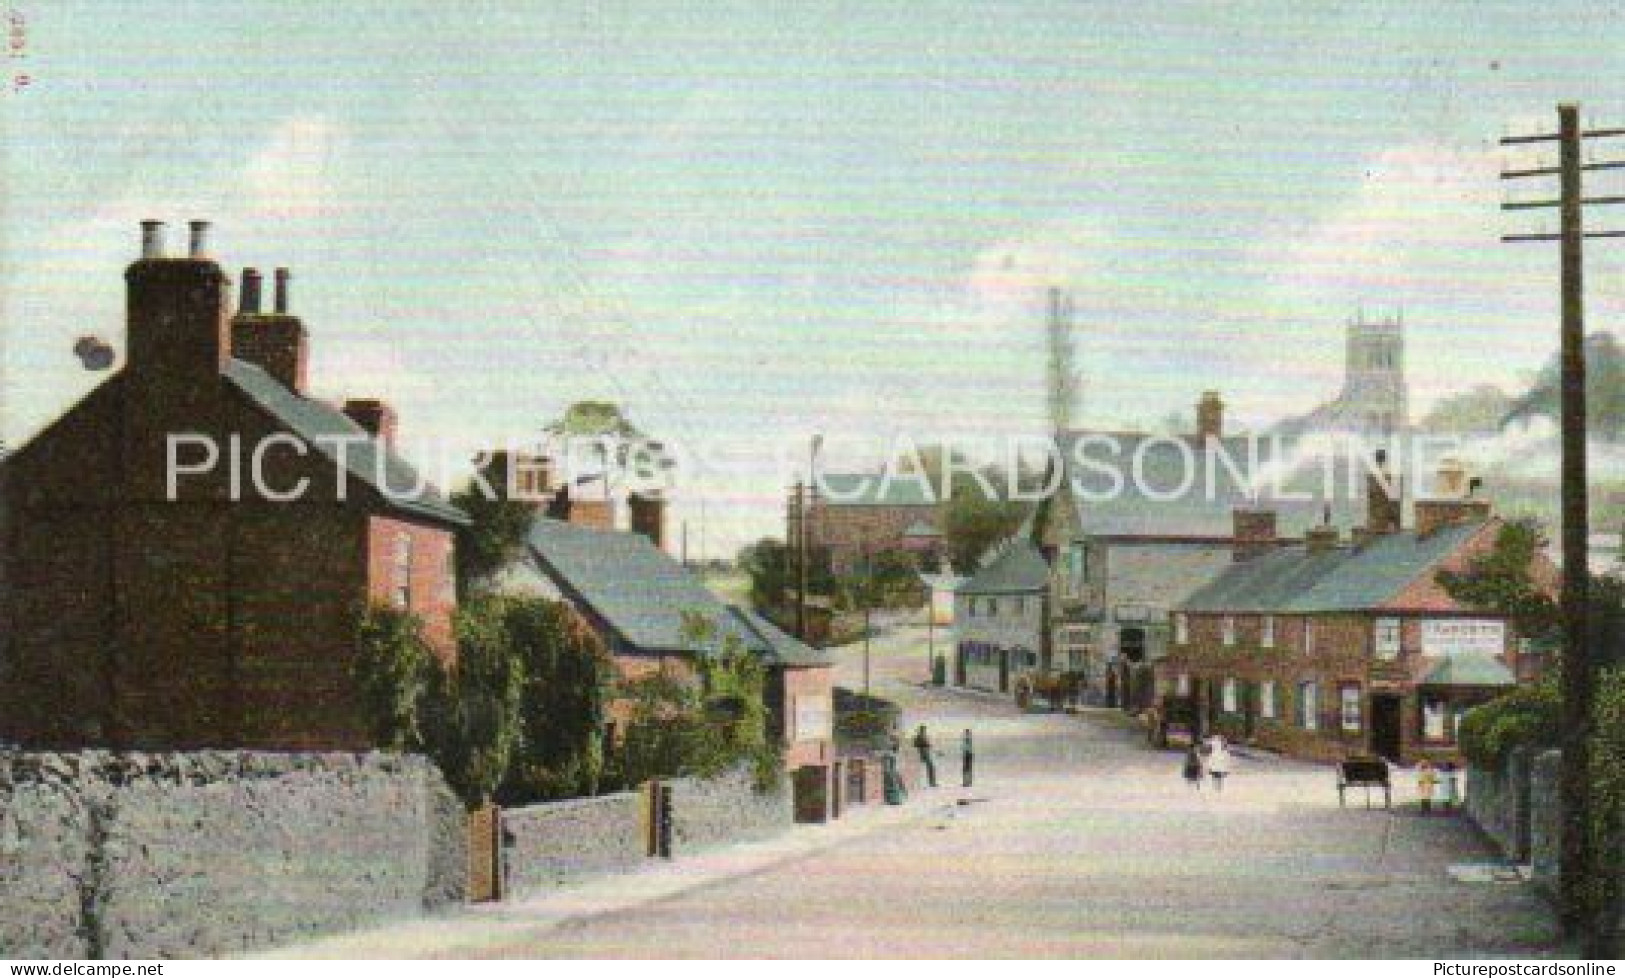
1015, 596, 1026, 616
1067, 542, 1088, 596
392, 532, 414, 609
1221, 678, 1238, 714
1423, 697, 1447, 741
1374, 618, 1401, 658
1303, 619, 1316, 655
443, 550, 457, 603
1176, 673, 1191, 697
1340, 685, 1362, 732
1221, 616, 1236, 647
1297, 681, 1319, 731
1260, 680, 1277, 720
1261, 615, 1275, 649
988, 597, 999, 617
1173, 613, 1189, 645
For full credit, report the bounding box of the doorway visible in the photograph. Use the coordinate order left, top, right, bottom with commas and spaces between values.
1370, 694, 1403, 761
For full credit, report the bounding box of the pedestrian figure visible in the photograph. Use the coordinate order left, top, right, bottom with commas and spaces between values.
1182, 744, 1204, 790
961, 729, 974, 788
1416, 760, 1438, 815
1438, 762, 1460, 812
913, 724, 938, 788
1205, 734, 1232, 792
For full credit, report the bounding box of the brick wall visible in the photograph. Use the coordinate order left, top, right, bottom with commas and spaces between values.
781, 665, 834, 771
0, 751, 465, 959
365, 514, 457, 660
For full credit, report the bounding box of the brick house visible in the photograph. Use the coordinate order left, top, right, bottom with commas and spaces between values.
1037, 396, 1366, 709
503, 517, 837, 818
796, 473, 943, 578
1157, 474, 1555, 764
0, 221, 466, 750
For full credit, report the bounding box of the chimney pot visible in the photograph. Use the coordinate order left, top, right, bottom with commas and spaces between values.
187, 220, 211, 259
274, 267, 291, 314
239, 268, 263, 316
140, 220, 166, 260
1197, 391, 1224, 441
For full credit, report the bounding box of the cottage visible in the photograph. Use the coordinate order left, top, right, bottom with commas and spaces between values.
0, 221, 465, 750
952, 536, 1048, 695
1157, 470, 1554, 763
506, 517, 837, 817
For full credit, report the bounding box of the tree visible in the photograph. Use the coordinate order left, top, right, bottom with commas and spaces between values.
1422, 384, 1515, 436
1436, 519, 1561, 648
502, 598, 614, 802
450, 481, 537, 597
352, 604, 433, 751
422, 595, 527, 806
1503, 332, 1625, 441
738, 537, 790, 610
941, 469, 1027, 573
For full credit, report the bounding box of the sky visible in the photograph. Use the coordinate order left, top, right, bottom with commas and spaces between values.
3, 1, 1624, 554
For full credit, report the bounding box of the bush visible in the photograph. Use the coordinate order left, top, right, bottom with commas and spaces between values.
1457, 675, 1562, 768
352, 604, 433, 750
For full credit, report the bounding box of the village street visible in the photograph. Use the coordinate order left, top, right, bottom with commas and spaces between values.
285, 618, 1562, 959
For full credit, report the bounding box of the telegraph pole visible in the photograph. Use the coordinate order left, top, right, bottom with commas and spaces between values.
1501, 102, 1625, 950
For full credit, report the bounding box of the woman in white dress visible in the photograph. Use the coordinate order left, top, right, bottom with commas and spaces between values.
1205, 735, 1233, 792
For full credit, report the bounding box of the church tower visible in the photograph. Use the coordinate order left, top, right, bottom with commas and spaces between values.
1339, 311, 1408, 435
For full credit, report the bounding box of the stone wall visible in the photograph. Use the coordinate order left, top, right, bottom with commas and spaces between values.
1466, 747, 1533, 862
1529, 750, 1563, 891
669, 768, 792, 852
0, 751, 464, 959
502, 791, 645, 898
1468, 749, 1623, 941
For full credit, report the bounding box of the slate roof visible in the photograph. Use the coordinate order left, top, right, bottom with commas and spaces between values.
902, 519, 942, 538
729, 607, 833, 668
1420, 654, 1516, 687
1057, 430, 1366, 539
958, 537, 1050, 596
815, 473, 938, 507
525, 518, 764, 657
1180, 521, 1488, 614
225, 359, 466, 525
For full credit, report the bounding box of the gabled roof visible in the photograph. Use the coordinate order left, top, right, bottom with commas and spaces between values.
525, 518, 760, 656
1420, 654, 1516, 687
729, 607, 833, 668
958, 537, 1049, 595
224, 360, 466, 525
1056, 430, 1366, 539
815, 473, 938, 507
1180, 520, 1489, 614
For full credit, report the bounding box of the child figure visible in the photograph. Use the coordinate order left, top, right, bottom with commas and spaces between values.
1416, 760, 1438, 815
1182, 744, 1204, 791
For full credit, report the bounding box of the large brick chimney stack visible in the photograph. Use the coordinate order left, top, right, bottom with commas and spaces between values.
1365, 449, 1402, 535
1231, 507, 1277, 562
629, 492, 667, 552
125, 219, 232, 382
342, 399, 398, 449
231, 265, 308, 393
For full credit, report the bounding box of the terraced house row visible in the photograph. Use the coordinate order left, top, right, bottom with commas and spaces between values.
1155, 463, 1556, 763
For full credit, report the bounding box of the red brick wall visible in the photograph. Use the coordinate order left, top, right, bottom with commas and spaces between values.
781, 665, 834, 770
365, 515, 457, 662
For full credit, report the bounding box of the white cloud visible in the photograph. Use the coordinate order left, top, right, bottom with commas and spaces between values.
243, 116, 341, 220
